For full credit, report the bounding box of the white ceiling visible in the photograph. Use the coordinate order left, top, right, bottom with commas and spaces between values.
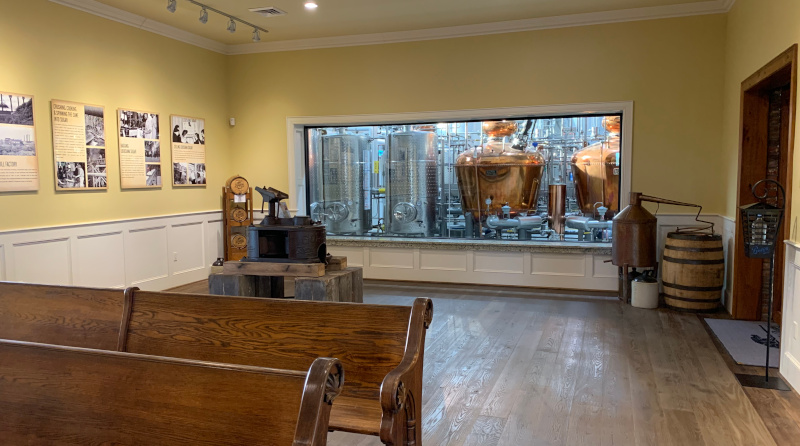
83, 0, 724, 46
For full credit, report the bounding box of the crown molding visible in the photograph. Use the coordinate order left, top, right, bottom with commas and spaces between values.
51, 0, 732, 56
49, 0, 227, 54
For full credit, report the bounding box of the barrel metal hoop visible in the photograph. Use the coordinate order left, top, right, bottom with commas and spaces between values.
667, 233, 722, 241
664, 245, 723, 253
662, 281, 723, 292
662, 256, 723, 265
663, 293, 721, 303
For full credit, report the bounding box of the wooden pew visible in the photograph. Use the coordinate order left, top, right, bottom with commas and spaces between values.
0, 281, 126, 349
122, 289, 433, 446
0, 338, 343, 446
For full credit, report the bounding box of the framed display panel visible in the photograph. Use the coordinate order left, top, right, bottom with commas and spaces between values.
117, 108, 162, 189
170, 115, 206, 187
0, 91, 39, 192
51, 99, 108, 190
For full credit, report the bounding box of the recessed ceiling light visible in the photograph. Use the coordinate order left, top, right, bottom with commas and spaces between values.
304, 1, 318, 10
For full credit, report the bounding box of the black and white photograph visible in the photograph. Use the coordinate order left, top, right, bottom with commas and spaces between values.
0, 93, 33, 126
84, 105, 105, 146
0, 125, 36, 156
87, 148, 107, 188
190, 163, 206, 184
171, 115, 204, 144
56, 161, 86, 189
173, 162, 188, 185
145, 164, 161, 186
144, 141, 160, 162
119, 110, 159, 139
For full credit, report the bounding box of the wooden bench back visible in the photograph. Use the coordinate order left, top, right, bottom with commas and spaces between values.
0, 281, 125, 350
124, 290, 415, 400
0, 339, 342, 446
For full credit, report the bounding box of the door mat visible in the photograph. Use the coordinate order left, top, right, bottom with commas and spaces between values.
704, 318, 780, 367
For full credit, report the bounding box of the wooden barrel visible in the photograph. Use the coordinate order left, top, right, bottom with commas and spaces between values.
662, 232, 724, 311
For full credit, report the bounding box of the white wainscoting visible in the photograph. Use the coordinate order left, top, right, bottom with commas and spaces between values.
781, 241, 800, 392
0, 211, 224, 291
328, 213, 731, 293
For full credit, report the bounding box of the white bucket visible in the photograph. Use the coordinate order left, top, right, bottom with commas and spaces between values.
631, 280, 659, 309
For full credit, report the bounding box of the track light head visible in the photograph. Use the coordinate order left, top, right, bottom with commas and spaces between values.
199, 8, 208, 24
252, 29, 261, 42
167, 0, 177, 13
227, 18, 237, 33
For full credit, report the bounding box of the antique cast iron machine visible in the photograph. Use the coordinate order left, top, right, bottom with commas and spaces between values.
246, 187, 327, 264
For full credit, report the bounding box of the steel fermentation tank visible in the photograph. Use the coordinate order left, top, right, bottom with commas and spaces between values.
316, 133, 368, 234
571, 116, 621, 218
454, 121, 545, 221
385, 129, 438, 236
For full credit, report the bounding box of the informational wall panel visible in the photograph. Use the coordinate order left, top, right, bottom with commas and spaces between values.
170, 115, 206, 186
51, 99, 107, 190
118, 108, 161, 188
0, 91, 38, 191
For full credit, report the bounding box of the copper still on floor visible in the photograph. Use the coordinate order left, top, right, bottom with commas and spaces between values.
612, 192, 710, 303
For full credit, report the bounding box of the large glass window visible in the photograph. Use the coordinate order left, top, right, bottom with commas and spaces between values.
305, 114, 622, 243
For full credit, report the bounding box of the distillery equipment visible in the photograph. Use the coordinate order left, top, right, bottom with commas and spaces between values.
454, 121, 545, 231
571, 116, 621, 218
385, 129, 437, 236
612, 192, 709, 302
246, 187, 327, 264
547, 144, 569, 239
314, 132, 368, 234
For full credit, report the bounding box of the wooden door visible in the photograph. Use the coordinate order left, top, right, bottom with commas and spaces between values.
732, 45, 797, 322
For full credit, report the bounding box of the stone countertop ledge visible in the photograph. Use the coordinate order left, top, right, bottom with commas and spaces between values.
327, 236, 612, 255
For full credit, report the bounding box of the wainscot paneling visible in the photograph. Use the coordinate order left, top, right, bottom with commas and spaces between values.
370, 248, 414, 269
0, 211, 224, 290
474, 251, 524, 274
781, 241, 800, 392
592, 255, 618, 279
531, 253, 585, 277
74, 232, 125, 288
13, 238, 72, 285
419, 249, 468, 272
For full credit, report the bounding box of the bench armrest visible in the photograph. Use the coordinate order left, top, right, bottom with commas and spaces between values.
379, 297, 433, 446
294, 357, 345, 446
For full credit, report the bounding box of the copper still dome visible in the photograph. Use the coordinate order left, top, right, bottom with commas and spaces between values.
570, 116, 621, 217
455, 121, 545, 220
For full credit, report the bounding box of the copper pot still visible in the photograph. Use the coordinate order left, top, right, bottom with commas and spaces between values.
571, 116, 621, 218
612, 192, 705, 267
455, 121, 545, 220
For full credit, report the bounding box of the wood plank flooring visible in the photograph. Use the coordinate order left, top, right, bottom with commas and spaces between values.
169, 280, 797, 445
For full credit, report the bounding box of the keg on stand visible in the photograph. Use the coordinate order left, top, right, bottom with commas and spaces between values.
661, 232, 724, 311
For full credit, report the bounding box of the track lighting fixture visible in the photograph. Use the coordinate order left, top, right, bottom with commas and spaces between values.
170, 1, 268, 40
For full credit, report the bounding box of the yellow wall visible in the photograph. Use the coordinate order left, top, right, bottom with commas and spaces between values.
722, 0, 800, 240
228, 14, 727, 214
0, 0, 231, 230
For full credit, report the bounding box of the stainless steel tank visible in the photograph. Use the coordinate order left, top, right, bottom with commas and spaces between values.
454, 121, 545, 221
571, 116, 620, 218
316, 133, 368, 234
385, 130, 437, 236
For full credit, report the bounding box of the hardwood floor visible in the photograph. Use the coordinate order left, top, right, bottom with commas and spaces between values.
169, 280, 798, 445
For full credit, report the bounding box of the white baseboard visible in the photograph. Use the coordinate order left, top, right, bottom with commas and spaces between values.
0, 211, 224, 291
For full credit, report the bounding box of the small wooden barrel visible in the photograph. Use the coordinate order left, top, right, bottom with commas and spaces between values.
662, 232, 724, 311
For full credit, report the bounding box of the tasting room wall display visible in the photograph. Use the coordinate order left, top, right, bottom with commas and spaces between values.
117, 108, 162, 188
170, 115, 206, 187
0, 91, 38, 191
51, 99, 108, 190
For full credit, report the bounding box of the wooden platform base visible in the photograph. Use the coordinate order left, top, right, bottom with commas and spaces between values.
295, 268, 363, 303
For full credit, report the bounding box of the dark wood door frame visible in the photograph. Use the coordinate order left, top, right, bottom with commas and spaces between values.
732, 44, 798, 321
